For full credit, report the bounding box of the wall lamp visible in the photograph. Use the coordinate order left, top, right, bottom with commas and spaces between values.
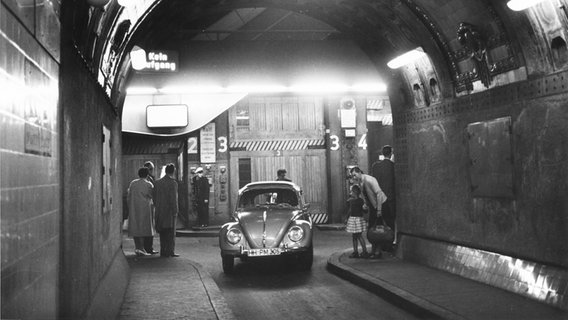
507, 0, 548, 11
387, 47, 427, 69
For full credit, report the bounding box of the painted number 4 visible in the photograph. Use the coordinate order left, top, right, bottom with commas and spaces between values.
358, 133, 367, 150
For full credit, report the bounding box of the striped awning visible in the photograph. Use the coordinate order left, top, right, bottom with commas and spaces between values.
230, 139, 325, 151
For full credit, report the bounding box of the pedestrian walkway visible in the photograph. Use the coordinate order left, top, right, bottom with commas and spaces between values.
118, 242, 236, 320
327, 249, 567, 320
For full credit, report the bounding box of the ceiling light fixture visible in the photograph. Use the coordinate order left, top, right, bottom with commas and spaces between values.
126, 87, 157, 95
387, 47, 427, 69
350, 82, 388, 92
158, 85, 224, 94
117, 0, 134, 7
130, 46, 147, 71
507, 0, 548, 11
226, 85, 288, 94
126, 82, 387, 95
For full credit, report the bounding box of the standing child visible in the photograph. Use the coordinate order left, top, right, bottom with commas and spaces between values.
345, 184, 369, 258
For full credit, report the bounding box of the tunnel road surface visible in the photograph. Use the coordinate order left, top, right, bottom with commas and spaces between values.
176, 229, 418, 320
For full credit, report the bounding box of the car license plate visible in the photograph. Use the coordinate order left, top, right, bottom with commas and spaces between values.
248, 248, 281, 256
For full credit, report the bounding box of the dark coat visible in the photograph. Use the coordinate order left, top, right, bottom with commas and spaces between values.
195, 176, 210, 203
372, 159, 395, 199
153, 175, 178, 231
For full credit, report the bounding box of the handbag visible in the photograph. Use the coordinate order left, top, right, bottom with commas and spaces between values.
367, 217, 394, 244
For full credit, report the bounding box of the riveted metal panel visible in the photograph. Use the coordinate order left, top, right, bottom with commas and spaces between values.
467, 117, 514, 198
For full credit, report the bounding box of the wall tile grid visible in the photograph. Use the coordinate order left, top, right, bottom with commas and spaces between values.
399, 234, 568, 310
1, 4, 60, 319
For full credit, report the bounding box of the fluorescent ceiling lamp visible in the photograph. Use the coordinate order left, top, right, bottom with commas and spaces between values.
507, 0, 548, 11
387, 47, 427, 69
226, 84, 288, 94
350, 82, 387, 92
126, 87, 157, 95
289, 83, 348, 93
130, 46, 147, 71
117, 0, 133, 7
159, 85, 224, 94
127, 82, 387, 95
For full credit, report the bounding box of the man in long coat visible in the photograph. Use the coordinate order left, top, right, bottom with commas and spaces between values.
153, 163, 179, 257
127, 167, 155, 256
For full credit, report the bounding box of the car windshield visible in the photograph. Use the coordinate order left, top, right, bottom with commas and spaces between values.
238, 188, 299, 209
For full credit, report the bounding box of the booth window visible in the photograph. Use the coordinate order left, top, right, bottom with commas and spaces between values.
236, 104, 250, 130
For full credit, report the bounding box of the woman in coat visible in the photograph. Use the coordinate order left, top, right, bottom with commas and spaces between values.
127, 167, 155, 256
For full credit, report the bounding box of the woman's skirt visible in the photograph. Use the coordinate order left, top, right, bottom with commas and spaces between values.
346, 216, 367, 233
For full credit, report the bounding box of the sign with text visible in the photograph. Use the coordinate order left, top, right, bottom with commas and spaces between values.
200, 123, 216, 163
138, 50, 179, 72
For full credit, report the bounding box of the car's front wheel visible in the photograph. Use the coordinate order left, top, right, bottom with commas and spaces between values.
222, 254, 234, 274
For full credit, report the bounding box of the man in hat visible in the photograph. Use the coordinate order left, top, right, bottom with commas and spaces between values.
194, 167, 210, 227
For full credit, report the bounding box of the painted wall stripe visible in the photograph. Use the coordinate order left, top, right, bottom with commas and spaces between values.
230, 139, 325, 151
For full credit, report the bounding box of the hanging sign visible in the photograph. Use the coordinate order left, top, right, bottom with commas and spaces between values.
134, 50, 179, 72
200, 123, 216, 163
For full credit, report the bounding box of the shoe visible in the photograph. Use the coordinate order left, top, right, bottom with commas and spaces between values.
359, 252, 370, 259
147, 250, 159, 255
135, 249, 150, 256
170, 253, 180, 257
369, 252, 382, 259
348, 252, 359, 258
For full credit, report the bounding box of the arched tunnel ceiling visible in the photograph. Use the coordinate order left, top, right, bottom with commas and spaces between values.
71, 0, 533, 107
130, 0, 423, 67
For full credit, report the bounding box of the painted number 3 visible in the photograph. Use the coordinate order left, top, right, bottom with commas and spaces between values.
218, 136, 227, 153
329, 135, 340, 151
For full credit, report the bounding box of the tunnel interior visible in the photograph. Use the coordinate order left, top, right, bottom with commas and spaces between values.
1, 0, 568, 319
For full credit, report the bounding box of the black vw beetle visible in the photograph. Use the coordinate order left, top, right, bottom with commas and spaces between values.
218, 181, 313, 273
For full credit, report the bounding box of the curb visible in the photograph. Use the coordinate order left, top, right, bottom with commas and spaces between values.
176, 229, 219, 237
190, 261, 237, 320
326, 251, 466, 320
315, 224, 345, 231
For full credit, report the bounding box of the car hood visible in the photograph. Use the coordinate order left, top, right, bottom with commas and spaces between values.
236, 207, 298, 248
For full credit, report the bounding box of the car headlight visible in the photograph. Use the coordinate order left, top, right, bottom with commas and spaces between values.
288, 226, 304, 242
226, 229, 242, 245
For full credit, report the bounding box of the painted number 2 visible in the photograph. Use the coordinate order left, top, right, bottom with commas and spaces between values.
187, 137, 198, 154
